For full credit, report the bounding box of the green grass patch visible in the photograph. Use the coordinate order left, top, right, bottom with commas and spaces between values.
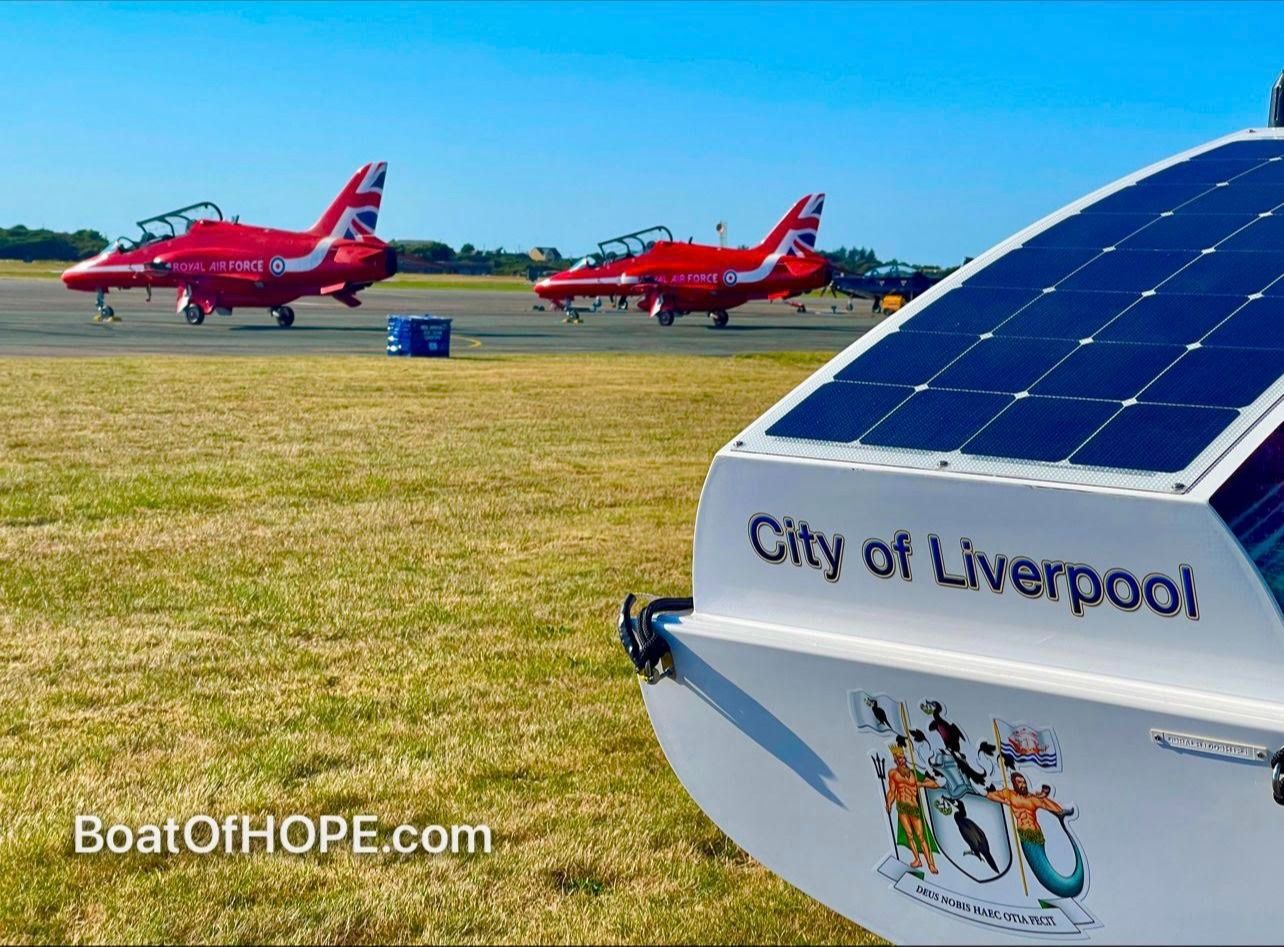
0, 354, 876, 943
0, 260, 69, 280
378, 274, 534, 293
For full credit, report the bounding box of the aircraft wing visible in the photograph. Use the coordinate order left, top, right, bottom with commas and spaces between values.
320, 281, 370, 307
631, 276, 729, 317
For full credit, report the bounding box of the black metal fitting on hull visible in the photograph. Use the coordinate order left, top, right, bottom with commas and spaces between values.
618, 594, 691, 684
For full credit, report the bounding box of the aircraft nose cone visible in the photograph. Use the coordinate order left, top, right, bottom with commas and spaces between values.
61, 254, 103, 288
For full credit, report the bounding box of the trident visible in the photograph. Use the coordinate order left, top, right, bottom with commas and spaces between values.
872, 753, 897, 852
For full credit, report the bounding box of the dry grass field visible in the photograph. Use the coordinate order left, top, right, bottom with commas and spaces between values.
0, 261, 67, 281
0, 353, 878, 944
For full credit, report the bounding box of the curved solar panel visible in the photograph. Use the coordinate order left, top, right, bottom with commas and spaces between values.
752, 131, 1284, 491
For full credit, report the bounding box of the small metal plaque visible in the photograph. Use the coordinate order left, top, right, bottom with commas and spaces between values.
1150, 728, 1268, 762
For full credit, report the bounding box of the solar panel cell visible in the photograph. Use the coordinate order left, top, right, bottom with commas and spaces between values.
1177, 183, 1284, 215
1071, 403, 1239, 472
1202, 296, 1284, 349
1032, 342, 1186, 400
964, 247, 1099, 289
1192, 141, 1284, 161
833, 331, 976, 386
1082, 183, 1209, 214
765, 381, 911, 442
994, 290, 1140, 340
1140, 346, 1284, 408
862, 389, 1013, 451
1160, 251, 1284, 295
1118, 213, 1255, 250
1239, 161, 1284, 185
963, 396, 1120, 462
1217, 213, 1284, 252
931, 337, 1077, 392
901, 286, 1040, 334
1058, 248, 1200, 292
1094, 293, 1245, 345
1022, 213, 1155, 249
1140, 159, 1263, 185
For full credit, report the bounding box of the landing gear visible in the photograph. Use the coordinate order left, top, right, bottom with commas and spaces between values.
271, 305, 295, 327
93, 289, 119, 323
656, 309, 676, 327
559, 299, 583, 324
184, 304, 205, 325
710, 310, 729, 328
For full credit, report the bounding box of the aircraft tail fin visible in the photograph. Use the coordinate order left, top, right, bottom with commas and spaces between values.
308, 162, 387, 240
755, 193, 825, 257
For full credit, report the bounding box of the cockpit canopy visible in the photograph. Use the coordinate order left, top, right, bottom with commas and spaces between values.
865, 262, 921, 278
112, 202, 224, 252
568, 226, 674, 270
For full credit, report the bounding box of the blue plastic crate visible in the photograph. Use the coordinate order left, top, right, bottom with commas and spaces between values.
387, 315, 452, 357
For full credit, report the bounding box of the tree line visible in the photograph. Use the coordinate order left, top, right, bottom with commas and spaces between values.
0, 225, 109, 261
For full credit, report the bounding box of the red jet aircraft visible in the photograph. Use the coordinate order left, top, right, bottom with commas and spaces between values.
61, 162, 395, 327
533, 194, 830, 327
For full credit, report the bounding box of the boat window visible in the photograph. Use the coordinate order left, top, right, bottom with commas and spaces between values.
1211, 419, 1284, 613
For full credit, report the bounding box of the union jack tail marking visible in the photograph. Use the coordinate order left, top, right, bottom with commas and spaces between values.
308, 162, 387, 241
756, 192, 825, 258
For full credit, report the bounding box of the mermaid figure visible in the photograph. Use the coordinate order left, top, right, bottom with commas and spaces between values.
987, 772, 1086, 899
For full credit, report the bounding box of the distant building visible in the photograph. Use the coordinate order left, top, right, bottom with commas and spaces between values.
396, 255, 494, 275
529, 246, 562, 263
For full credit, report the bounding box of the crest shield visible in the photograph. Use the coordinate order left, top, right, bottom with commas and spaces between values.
925, 789, 1012, 883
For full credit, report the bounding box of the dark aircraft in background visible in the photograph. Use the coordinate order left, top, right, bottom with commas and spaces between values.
829, 261, 947, 314
61, 163, 396, 326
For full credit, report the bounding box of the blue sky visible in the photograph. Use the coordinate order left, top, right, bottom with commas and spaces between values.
2, 1, 1282, 263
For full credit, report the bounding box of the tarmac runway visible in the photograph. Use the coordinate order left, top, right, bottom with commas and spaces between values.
0, 279, 878, 356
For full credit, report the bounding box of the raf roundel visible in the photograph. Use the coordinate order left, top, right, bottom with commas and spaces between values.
722, 269, 739, 287
269, 256, 286, 277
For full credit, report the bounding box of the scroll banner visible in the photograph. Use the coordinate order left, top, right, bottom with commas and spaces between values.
878, 857, 1093, 935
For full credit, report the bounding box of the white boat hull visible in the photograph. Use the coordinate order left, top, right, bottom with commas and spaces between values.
641, 612, 1284, 944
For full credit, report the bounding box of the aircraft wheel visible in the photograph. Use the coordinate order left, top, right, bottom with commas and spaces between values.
274, 306, 295, 328
656, 310, 675, 327
183, 304, 205, 325
711, 310, 729, 328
